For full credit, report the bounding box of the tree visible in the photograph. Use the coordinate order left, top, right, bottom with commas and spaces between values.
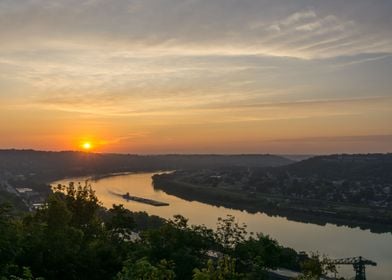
5, 267, 44, 280
297, 253, 337, 280
192, 256, 241, 280
106, 204, 136, 237
115, 258, 175, 280
140, 215, 214, 279
15, 182, 122, 280
215, 215, 247, 251
0, 203, 21, 276
18, 194, 84, 279
53, 181, 101, 233
234, 234, 281, 279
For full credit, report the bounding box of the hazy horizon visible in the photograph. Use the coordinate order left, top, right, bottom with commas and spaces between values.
1, 0, 391, 154
3, 148, 392, 158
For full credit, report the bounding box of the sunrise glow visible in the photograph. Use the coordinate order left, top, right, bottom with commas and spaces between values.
0, 1, 390, 154
82, 142, 92, 151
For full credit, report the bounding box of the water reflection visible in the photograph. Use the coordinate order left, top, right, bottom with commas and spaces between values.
53, 172, 392, 280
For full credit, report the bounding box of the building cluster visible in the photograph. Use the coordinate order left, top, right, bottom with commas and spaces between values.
173, 168, 392, 209
0, 171, 45, 211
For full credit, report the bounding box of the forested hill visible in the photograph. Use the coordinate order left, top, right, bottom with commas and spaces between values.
152, 153, 392, 231
280, 154, 392, 183
0, 149, 292, 182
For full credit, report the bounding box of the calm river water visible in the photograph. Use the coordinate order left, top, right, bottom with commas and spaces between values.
53, 172, 392, 279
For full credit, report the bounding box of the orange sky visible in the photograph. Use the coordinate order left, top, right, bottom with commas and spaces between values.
0, 1, 391, 154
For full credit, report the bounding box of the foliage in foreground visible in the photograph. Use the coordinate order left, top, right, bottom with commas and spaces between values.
0, 182, 336, 280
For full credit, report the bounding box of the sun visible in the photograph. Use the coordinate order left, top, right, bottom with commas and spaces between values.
82, 142, 92, 151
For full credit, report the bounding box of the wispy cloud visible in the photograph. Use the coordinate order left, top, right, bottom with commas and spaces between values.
265, 10, 317, 32
331, 54, 392, 68
0, 0, 391, 153
1, 1, 391, 59
271, 134, 392, 143
98, 132, 151, 146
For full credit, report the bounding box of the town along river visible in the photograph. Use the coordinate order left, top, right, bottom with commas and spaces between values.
53, 172, 392, 279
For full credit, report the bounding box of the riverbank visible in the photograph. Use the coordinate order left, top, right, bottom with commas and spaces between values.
152, 175, 392, 234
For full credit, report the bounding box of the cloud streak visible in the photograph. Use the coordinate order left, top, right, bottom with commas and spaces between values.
1, 1, 392, 58
0, 0, 391, 153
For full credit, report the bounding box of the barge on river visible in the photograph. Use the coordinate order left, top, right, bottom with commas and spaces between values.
113, 191, 169, 206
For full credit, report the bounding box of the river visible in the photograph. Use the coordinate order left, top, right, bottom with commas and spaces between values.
53, 172, 392, 279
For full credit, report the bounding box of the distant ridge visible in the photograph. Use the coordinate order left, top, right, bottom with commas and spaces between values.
0, 149, 293, 182
280, 154, 316, 162
281, 153, 392, 182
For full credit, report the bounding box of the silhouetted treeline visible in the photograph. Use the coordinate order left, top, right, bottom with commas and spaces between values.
278, 153, 392, 183
0, 149, 292, 183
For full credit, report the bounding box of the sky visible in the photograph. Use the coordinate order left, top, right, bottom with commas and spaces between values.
0, 0, 391, 154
